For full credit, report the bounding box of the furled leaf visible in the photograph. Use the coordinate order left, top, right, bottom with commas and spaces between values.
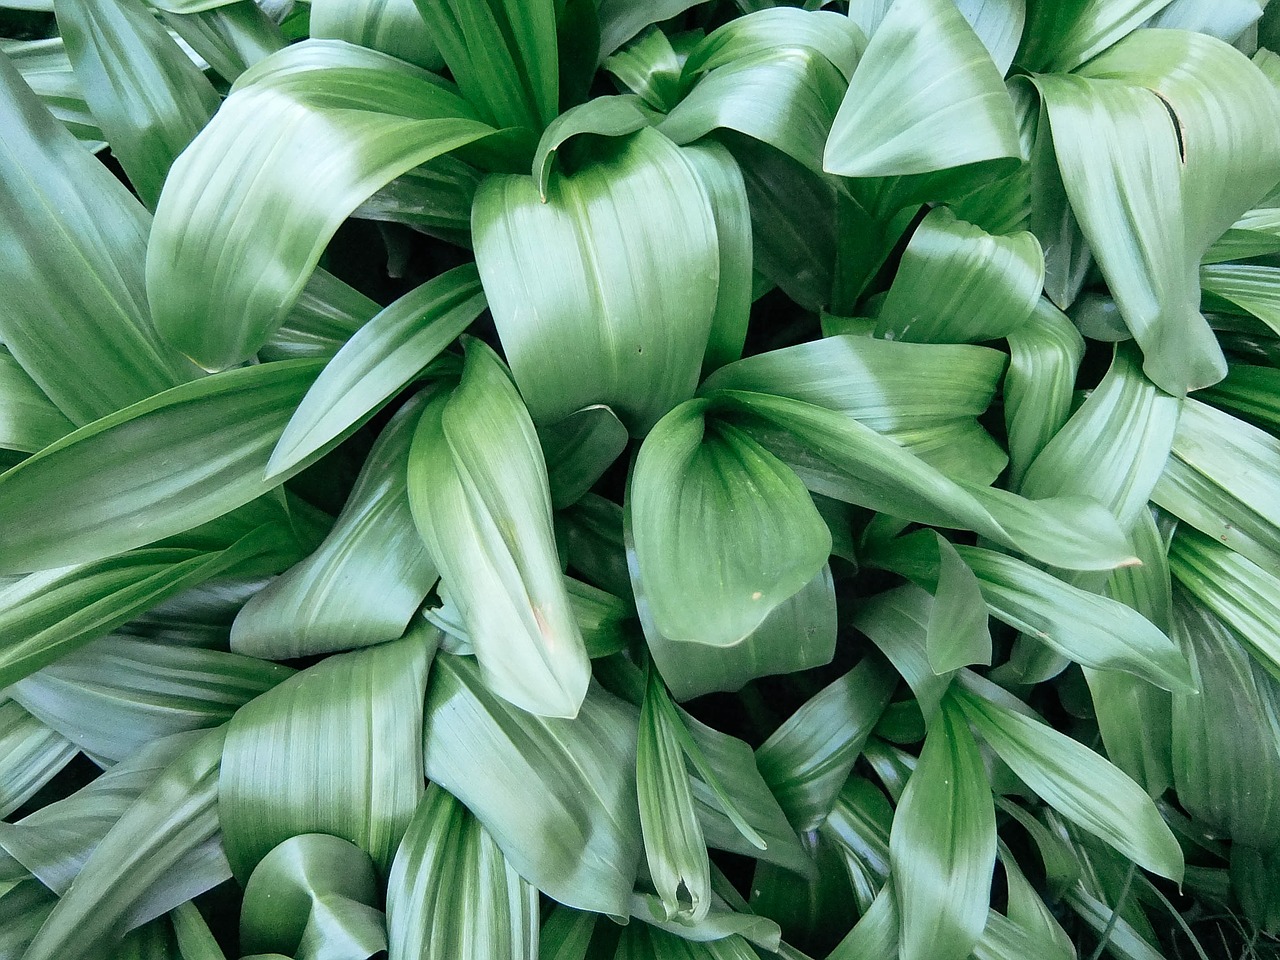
631, 399, 831, 648
876, 207, 1042, 344
10, 634, 291, 762
387, 784, 538, 960
755, 657, 897, 831
890, 695, 995, 960
531, 94, 653, 199
55, 0, 220, 207
219, 630, 433, 880
0, 359, 324, 575
407, 339, 589, 718
473, 126, 720, 435
603, 27, 685, 111
539, 405, 630, 510
269, 263, 486, 478
0, 702, 76, 818
825, 0, 1020, 179
1018, 0, 1175, 72
421, 652, 643, 916
235, 393, 440, 658
21, 726, 230, 960
148, 40, 497, 370
954, 674, 1184, 881
0, 48, 193, 426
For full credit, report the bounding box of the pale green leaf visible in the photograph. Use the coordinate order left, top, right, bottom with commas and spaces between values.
0, 702, 76, 818
387, 785, 538, 960
407, 339, 589, 719
540, 405, 630, 510
473, 126, 719, 435
421, 652, 643, 916
269, 263, 485, 478
1, 36, 106, 149
603, 28, 685, 112
219, 630, 433, 879
262, 268, 380, 363
955, 0, 1026, 75
312, 0, 442, 69
0, 347, 73, 454
1018, 0, 1175, 72
596, 0, 707, 60
531, 94, 653, 200
154, 0, 285, 83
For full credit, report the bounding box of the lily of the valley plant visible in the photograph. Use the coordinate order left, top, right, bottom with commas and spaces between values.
4, 0, 1280, 957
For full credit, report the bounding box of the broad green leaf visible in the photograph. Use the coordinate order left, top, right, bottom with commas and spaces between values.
1004, 299, 1084, 488
954, 675, 1184, 881
632, 400, 830, 647
828, 879, 897, 960
819, 776, 893, 911
353, 154, 482, 246
926, 534, 992, 673
235, 395, 440, 659
531, 94, 653, 199
220, 630, 433, 879
0, 358, 324, 575
408, 339, 589, 719
154, 0, 284, 82
890, 695, 995, 960
1025, 95, 1092, 311
1231, 846, 1280, 935
411, 0, 557, 130
1202, 263, 1280, 336
876, 207, 1042, 345
603, 28, 685, 112
0, 524, 299, 690
421, 652, 643, 916
262, 267, 380, 363
1153, 397, 1280, 576
0, 347, 73, 453
1018, 0, 1175, 72
239, 833, 383, 958
148, 40, 497, 370
637, 666, 711, 923
11, 634, 291, 762
596, 0, 706, 61
269, 263, 485, 478
852, 584, 954, 722
680, 8, 862, 81
0, 49, 193, 426
711, 389, 1136, 571
1169, 591, 1280, 848
312, 0, 442, 69
540, 405, 629, 509
955, 0, 1026, 75
1, 36, 106, 150
1170, 527, 1280, 678
21, 726, 229, 960
755, 657, 896, 831
55, 0, 220, 208
473, 126, 720, 435
1020, 344, 1179, 528
825, 0, 1020, 179
387, 784, 538, 960
171, 902, 228, 960
0, 702, 76, 818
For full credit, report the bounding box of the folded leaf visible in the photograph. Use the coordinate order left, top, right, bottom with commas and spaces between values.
148, 40, 497, 369
473, 126, 720, 435
852, 584, 954, 723
0, 347, 73, 454
1018, 0, 1175, 72
0, 702, 76, 818
311, 0, 442, 69
540, 405, 630, 510
2, 36, 106, 149
824, 0, 1020, 179
407, 339, 589, 718
0, 359, 324, 575
422, 653, 643, 916
220, 630, 433, 880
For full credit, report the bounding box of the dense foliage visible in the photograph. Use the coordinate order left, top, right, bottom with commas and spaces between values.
4, 0, 1280, 958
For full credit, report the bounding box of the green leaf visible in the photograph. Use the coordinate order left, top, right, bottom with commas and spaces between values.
876, 207, 1043, 345
755, 657, 897, 831
387, 785, 537, 960
954, 674, 1185, 881
596, 0, 707, 61
852, 584, 953, 722
1202, 264, 1280, 336
311, 0, 442, 69
421, 652, 643, 917
21, 726, 229, 960
539, 405, 629, 509
819, 776, 893, 911
1004, 299, 1085, 489
473, 126, 720, 435
10, 634, 292, 762
147, 40, 497, 370
219, 630, 433, 880
0, 347, 73, 454
55, 0, 220, 208
824, 0, 1020, 179
262, 268, 380, 363
890, 695, 995, 960
0, 358, 324, 575
637, 665, 712, 923
1, 36, 106, 150
0, 49, 193, 426
154, 0, 284, 83
926, 534, 993, 673
235, 394, 440, 659
408, 339, 589, 719
269, 263, 486, 478
1018, 0, 1175, 72
603, 28, 685, 112
631, 400, 830, 648
411, 0, 557, 130
171, 902, 228, 960
0, 523, 301, 690
0, 702, 76, 818
1020, 344, 1180, 529
955, 0, 1026, 75
711, 389, 1136, 571
1203, 207, 1280, 264
1169, 591, 1280, 848
239, 834, 384, 958
531, 94, 653, 199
